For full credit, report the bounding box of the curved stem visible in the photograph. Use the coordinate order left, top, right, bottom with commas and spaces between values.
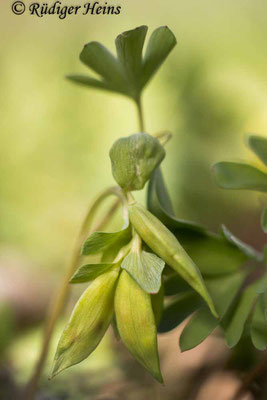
25, 186, 125, 400
136, 96, 145, 131
231, 352, 267, 400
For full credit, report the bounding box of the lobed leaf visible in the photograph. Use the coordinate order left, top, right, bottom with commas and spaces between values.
66, 74, 128, 95
250, 295, 267, 350
51, 267, 119, 377
68, 26, 177, 100
142, 26, 177, 88
148, 168, 253, 269
115, 270, 163, 383
213, 161, 267, 193
159, 292, 201, 333
179, 234, 247, 276
115, 25, 148, 97
164, 273, 191, 296
147, 168, 206, 234
82, 225, 131, 256
122, 250, 165, 294
222, 281, 259, 348
180, 271, 246, 351
80, 42, 127, 91
248, 135, 267, 167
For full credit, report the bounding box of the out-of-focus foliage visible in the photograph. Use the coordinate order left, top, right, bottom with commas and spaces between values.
1, 0, 267, 394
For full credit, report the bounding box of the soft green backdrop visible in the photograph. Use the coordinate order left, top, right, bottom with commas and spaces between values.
1, 0, 267, 392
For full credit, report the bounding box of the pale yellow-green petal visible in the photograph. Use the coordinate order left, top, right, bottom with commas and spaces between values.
51, 266, 119, 378
115, 270, 163, 383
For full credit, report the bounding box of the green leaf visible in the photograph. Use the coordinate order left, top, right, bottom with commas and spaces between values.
82, 225, 131, 256
70, 263, 114, 283
147, 168, 206, 235
221, 225, 262, 261
179, 307, 218, 352
248, 135, 267, 167
142, 26, 177, 88
66, 75, 128, 96
115, 25, 148, 97
164, 273, 191, 296
180, 271, 246, 351
261, 208, 267, 233
51, 267, 119, 377
110, 133, 165, 191
159, 292, 201, 333
122, 250, 165, 294
128, 202, 218, 318
80, 42, 128, 92
213, 161, 267, 192
250, 295, 267, 350
222, 281, 259, 348
148, 169, 247, 276
115, 270, 163, 383
179, 234, 247, 276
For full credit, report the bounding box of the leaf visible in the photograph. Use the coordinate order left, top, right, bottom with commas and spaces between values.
164, 273, 191, 296
148, 168, 175, 216
248, 135, 267, 167
115, 270, 163, 383
180, 271, 246, 351
147, 168, 206, 235
80, 42, 128, 92
110, 133, 165, 191
122, 250, 165, 294
179, 234, 247, 276
148, 169, 248, 276
70, 263, 114, 283
213, 161, 267, 192
115, 25, 148, 97
250, 295, 267, 350
179, 307, 218, 352
222, 282, 259, 348
158, 292, 201, 333
221, 225, 262, 261
82, 225, 131, 256
142, 26, 177, 88
66, 75, 127, 96
261, 208, 267, 233
51, 267, 119, 377
128, 202, 218, 318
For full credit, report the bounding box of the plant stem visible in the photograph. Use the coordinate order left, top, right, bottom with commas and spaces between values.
25, 186, 125, 400
231, 353, 267, 400
136, 96, 145, 131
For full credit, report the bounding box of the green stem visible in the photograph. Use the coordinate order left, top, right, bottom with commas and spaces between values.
136, 96, 145, 131
25, 186, 125, 400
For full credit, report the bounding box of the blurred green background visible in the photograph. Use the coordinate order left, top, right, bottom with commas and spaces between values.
1, 0, 267, 398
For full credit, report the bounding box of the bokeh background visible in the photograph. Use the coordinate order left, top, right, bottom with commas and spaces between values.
0, 0, 267, 398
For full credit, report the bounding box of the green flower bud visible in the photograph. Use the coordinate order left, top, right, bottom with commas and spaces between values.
115, 270, 163, 383
51, 266, 119, 378
128, 202, 218, 318
109, 132, 165, 191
